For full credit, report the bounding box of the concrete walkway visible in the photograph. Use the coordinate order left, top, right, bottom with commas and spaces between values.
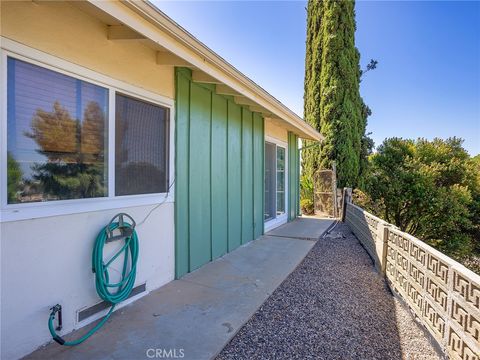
266, 217, 335, 240
26, 218, 333, 360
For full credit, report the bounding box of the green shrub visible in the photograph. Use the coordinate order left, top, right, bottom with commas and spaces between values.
301, 198, 315, 215
300, 175, 314, 201
361, 137, 480, 266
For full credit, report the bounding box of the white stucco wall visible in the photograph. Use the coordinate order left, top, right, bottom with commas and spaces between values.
1, 204, 175, 359
0, 2, 176, 359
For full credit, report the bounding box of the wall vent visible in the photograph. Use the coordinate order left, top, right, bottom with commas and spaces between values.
77, 283, 146, 322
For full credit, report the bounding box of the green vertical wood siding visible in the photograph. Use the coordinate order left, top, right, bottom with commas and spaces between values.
241, 108, 254, 244
175, 68, 265, 277
211, 95, 228, 259
288, 132, 300, 221
189, 84, 212, 270
227, 100, 242, 252
174, 70, 190, 278
252, 113, 264, 238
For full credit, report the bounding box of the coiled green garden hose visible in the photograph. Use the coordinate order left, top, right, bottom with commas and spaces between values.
48, 217, 139, 346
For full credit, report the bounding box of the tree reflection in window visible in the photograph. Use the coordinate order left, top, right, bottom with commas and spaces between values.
7, 58, 108, 204
7, 152, 23, 203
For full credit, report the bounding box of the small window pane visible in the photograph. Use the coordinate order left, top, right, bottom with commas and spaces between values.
115, 94, 169, 196
7, 58, 108, 204
277, 146, 285, 171
277, 170, 285, 192
276, 146, 285, 214
264, 142, 276, 221
276, 192, 285, 215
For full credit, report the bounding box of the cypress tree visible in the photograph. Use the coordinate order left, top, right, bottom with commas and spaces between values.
302, 0, 365, 189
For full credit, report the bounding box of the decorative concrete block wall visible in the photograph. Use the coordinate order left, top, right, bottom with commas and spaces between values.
345, 201, 480, 360
385, 227, 480, 360
345, 203, 390, 273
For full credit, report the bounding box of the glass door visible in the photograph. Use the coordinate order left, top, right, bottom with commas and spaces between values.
264, 142, 276, 221
264, 141, 286, 224
276, 146, 285, 216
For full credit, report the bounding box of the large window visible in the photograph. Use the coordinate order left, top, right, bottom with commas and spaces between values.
5, 56, 170, 206
264, 141, 286, 222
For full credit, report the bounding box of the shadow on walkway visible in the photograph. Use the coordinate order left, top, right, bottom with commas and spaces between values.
217, 223, 440, 360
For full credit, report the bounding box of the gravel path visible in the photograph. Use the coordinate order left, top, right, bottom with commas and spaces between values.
216, 223, 441, 360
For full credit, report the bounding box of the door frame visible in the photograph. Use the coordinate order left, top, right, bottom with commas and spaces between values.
264, 135, 288, 232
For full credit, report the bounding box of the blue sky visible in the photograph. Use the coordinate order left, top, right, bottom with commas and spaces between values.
154, 1, 480, 156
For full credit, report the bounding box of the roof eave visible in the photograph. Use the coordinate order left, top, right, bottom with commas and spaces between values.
88, 0, 323, 141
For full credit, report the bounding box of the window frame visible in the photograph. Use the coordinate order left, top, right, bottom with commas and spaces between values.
114, 92, 171, 197
0, 39, 175, 222
264, 135, 288, 232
